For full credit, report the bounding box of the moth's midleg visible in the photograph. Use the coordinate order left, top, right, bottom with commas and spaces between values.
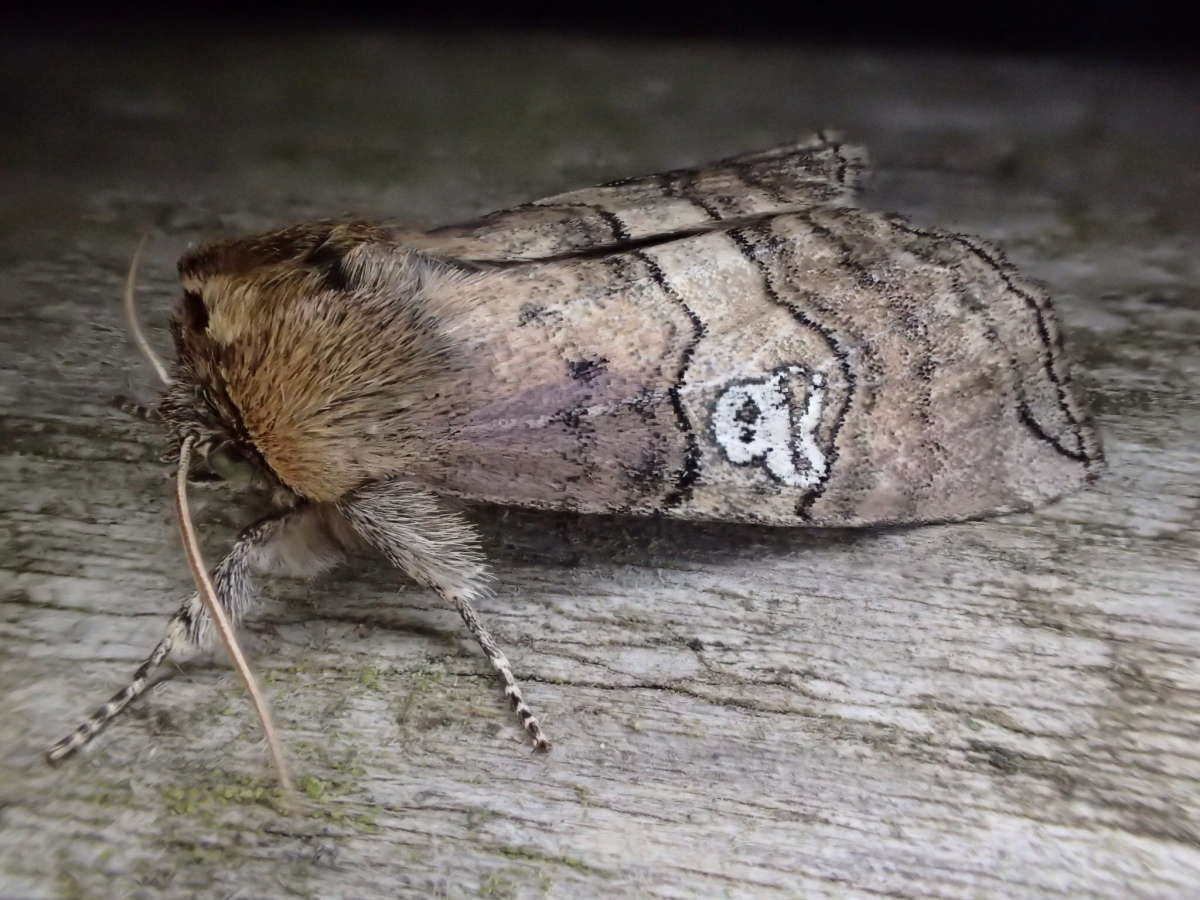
339, 479, 550, 751
451, 588, 550, 752
45, 506, 336, 763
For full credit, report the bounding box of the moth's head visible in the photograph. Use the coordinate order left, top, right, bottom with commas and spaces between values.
147, 221, 453, 503
152, 384, 278, 502
156, 413, 267, 490
150, 223, 379, 497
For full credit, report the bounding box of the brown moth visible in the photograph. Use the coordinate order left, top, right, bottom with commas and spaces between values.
46, 133, 1102, 786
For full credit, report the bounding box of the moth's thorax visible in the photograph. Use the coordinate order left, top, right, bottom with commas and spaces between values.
169, 222, 479, 502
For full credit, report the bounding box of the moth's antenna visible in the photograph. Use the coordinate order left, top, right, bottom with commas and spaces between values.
176, 434, 292, 792
123, 235, 172, 386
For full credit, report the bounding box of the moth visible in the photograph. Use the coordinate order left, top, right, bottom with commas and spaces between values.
47, 133, 1102, 787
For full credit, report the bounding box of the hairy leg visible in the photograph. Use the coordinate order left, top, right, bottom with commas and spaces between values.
45, 503, 344, 763
338, 479, 550, 752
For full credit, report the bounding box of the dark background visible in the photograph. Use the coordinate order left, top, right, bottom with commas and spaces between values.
5, 3, 1195, 60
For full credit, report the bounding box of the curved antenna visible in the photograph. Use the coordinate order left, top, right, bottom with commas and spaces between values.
176, 435, 293, 792
123, 235, 172, 386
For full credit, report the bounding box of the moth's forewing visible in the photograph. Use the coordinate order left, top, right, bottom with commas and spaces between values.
427, 203, 1100, 527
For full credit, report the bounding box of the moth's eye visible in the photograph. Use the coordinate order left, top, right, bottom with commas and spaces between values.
207, 442, 255, 486
182, 290, 209, 331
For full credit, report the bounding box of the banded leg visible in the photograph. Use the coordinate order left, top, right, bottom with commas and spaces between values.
338, 479, 550, 752
453, 591, 550, 752
46, 504, 343, 763
112, 394, 162, 424
44, 630, 175, 763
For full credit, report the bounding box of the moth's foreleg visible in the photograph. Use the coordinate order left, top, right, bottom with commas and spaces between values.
112, 394, 162, 424
338, 480, 551, 752
44, 624, 175, 764
45, 504, 343, 764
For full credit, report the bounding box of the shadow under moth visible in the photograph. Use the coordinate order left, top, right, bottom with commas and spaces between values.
46, 133, 1102, 788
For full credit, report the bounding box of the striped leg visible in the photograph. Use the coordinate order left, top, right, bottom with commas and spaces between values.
46, 505, 341, 763
45, 627, 177, 763
453, 590, 550, 752
339, 479, 550, 752
112, 394, 162, 423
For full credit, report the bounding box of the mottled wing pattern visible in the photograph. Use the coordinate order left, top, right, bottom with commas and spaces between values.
420, 248, 694, 513
409, 133, 866, 262
419, 150, 1100, 527
653, 208, 1101, 526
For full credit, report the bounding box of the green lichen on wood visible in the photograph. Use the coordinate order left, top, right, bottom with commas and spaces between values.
156, 764, 379, 834
491, 843, 599, 875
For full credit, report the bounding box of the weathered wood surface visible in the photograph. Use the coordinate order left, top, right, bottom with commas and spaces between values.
1, 34, 1198, 899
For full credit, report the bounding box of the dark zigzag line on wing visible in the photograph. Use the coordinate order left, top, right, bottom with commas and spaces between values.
525, 201, 634, 243
893, 220, 1072, 458
816, 133, 868, 191
796, 209, 938, 408
547, 200, 706, 508
727, 225, 856, 520
717, 133, 841, 166
827, 138, 849, 186
659, 154, 771, 501
811, 130, 848, 187
599, 162, 705, 189
671, 170, 724, 222
888, 219, 1095, 466
576, 200, 707, 502
675, 156, 850, 225
798, 209, 941, 505
635, 250, 707, 509
731, 152, 849, 208
729, 163, 790, 207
